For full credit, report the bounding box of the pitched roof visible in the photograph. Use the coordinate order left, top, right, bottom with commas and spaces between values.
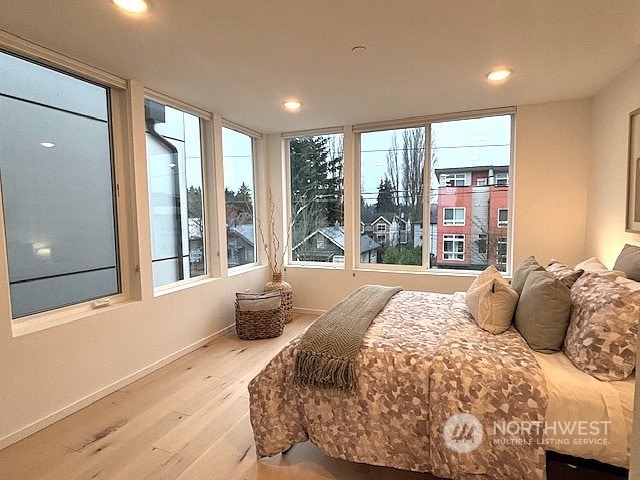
292, 225, 380, 253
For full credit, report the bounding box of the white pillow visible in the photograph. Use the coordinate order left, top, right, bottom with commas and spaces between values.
466, 266, 519, 335
575, 257, 626, 279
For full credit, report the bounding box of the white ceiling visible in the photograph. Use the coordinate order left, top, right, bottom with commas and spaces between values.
1, 1, 640, 134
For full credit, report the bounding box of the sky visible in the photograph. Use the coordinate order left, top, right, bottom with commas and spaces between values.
360, 115, 512, 201
220, 115, 512, 201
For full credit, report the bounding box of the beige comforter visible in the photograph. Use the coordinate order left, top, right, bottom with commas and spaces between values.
248, 291, 548, 479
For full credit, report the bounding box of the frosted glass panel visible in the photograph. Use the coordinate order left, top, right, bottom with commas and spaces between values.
0, 51, 108, 121
0, 51, 119, 319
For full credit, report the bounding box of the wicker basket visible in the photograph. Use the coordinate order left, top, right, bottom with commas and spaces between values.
235, 291, 284, 340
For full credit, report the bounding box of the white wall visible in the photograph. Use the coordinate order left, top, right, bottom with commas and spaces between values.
587, 60, 640, 264
586, 57, 640, 480
275, 98, 593, 312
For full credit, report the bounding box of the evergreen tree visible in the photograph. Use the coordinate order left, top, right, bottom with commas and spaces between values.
290, 136, 343, 245
375, 178, 395, 213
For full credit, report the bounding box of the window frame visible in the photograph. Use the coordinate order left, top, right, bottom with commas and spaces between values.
0, 42, 134, 336
221, 123, 260, 273
495, 172, 509, 186
443, 234, 465, 261
144, 91, 212, 293
440, 173, 466, 187
283, 128, 346, 269
498, 208, 509, 228
443, 207, 466, 226
351, 107, 515, 274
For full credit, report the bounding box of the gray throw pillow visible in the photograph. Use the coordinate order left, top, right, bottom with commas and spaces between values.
613, 244, 640, 281
514, 270, 572, 353
511, 255, 544, 295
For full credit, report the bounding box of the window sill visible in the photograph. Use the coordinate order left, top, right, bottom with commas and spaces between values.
11, 294, 132, 338
227, 263, 266, 277
153, 276, 217, 297
286, 263, 345, 271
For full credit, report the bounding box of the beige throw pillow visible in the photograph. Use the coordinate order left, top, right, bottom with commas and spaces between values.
575, 257, 626, 279
514, 270, 572, 353
466, 266, 519, 335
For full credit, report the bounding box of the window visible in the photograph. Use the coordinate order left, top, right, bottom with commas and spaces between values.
495, 172, 509, 186
332, 255, 345, 263
443, 207, 465, 226
498, 208, 508, 227
288, 133, 344, 263
443, 234, 465, 261
222, 127, 256, 269
145, 98, 206, 287
360, 127, 425, 266
316, 235, 325, 249
440, 173, 466, 187
432, 114, 512, 271
496, 236, 508, 271
0, 51, 120, 319
477, 234, 488, 254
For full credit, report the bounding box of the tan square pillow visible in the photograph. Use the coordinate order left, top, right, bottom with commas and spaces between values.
564, 272, 639, 381
511, 255, 544, 295
575, 257, 626, 279
466, 266, 519, 335
514, 270, 572, 353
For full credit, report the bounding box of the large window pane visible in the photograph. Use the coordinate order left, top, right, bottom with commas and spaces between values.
360, 127, 424, 266
222, 127, 256, 268
0, 51, 119, 318
431, 115, 512, 271
289, 134, 344, 263
145, 99, 206, 287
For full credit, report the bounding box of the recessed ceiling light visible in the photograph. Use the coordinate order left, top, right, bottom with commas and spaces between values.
283, 100, 302, 112
486, 68, 512, 82
40, 142, 55, 148
113, 0, 149, 13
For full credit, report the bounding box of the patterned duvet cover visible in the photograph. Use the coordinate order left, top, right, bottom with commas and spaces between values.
248, 290, 548, 479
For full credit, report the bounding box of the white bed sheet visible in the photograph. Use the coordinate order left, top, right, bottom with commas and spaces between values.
532, 351, 634, 468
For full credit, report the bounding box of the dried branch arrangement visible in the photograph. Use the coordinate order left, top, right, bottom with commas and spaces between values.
254, 186, 290, 275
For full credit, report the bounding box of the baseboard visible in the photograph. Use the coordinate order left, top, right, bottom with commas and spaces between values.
293, 307, 326, 316
0, 324, 235, 450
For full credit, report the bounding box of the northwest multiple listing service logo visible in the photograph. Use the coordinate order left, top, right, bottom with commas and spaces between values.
443, 413, 612, 453
443, 413, 484, 453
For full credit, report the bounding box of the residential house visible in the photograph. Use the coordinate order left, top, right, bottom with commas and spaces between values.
435, 166, 509, 271
227, 223, 255, 268
293, 225, 379, 263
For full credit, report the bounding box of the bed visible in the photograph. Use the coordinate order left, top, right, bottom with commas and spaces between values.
248, 282, 636, 479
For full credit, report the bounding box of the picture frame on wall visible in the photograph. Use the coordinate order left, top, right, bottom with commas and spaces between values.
627, 107, 640, 233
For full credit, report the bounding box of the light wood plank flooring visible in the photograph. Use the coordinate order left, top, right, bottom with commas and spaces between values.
0, 313, 627, 480
0, 314, 432, 480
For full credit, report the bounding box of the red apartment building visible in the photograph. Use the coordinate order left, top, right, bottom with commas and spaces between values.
435, 165, 509, 271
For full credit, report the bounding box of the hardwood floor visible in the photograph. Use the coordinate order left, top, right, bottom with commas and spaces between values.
0, 313, 628, 480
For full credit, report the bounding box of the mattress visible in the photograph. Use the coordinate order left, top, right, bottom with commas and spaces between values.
532, 350, 634, 468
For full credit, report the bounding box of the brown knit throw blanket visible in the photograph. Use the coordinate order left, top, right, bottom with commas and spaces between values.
294, 284, 403, 391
